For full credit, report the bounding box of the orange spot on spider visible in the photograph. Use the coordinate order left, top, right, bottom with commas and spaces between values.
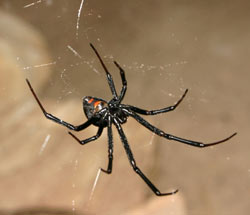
88, 98, 94, 104
94, 101, 101, 108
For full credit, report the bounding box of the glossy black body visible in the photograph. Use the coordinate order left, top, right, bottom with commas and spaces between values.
26, 43, 237, 196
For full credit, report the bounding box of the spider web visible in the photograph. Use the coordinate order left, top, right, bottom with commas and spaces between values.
5, 0, 187, 213
1, 0, 247, 214
7, 1, 189, 213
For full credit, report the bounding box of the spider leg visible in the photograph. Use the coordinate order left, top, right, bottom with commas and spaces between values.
114, 61, 127, 103
26, 79, 93, 131
113, 118, 178, 196
124, 109, 237, 147
101, 115, 113, 174
68, 126, 103, 145
90, 43, 118, 100
121, 89, 188, 115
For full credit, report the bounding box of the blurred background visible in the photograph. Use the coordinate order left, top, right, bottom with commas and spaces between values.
0, 0, 249, 214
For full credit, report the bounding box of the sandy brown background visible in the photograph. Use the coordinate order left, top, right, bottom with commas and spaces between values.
0, 0, 249, 214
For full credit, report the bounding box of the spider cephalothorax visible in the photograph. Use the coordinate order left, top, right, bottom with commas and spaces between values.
83, 96, 128, 126
26, 43, 237, 196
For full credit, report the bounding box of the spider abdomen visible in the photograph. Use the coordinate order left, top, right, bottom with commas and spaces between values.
83, 96, 108, 120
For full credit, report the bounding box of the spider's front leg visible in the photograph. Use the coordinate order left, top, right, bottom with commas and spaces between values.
113, 118, 178, 196
101, 115, 114, 174
122, 89, 188, 116
125, 109, 237, 148
26, 79, 93, 131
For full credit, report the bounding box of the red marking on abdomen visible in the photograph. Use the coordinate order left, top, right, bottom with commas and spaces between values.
94, 101, 101, 108
88, 98, 94, 104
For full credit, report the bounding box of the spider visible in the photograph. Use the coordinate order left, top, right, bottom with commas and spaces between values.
26, 43, 237, 196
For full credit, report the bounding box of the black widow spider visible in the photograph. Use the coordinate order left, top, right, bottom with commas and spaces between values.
26, 43, 237, 196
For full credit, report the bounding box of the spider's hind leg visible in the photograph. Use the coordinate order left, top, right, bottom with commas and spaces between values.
26, 78, 93, 131
90, 43, 118, 100
114, 61, 127, 102
68, 126, 103, 145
